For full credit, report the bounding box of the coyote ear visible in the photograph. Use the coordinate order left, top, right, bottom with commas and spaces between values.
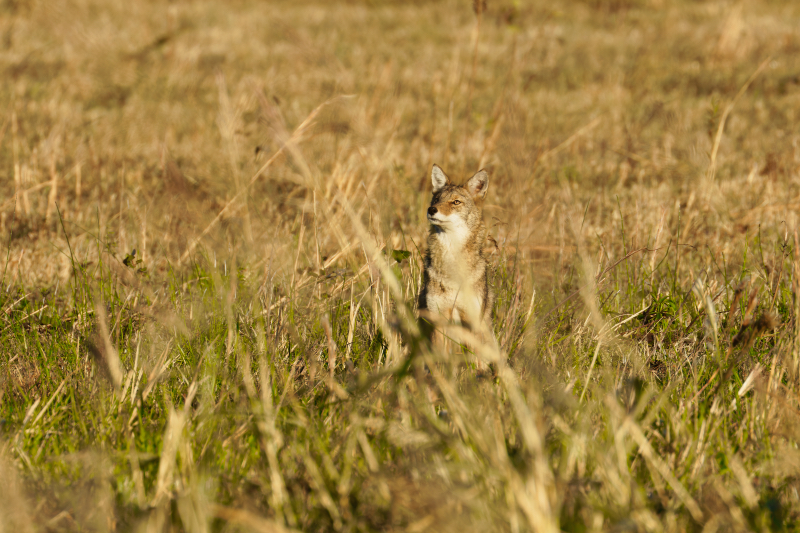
466, 169, 489, 200
431, 164, 449, 193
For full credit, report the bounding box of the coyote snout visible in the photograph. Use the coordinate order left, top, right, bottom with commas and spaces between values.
417, 164, 495, 356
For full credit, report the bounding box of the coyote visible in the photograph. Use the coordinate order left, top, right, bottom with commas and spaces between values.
417, 164, 494, 350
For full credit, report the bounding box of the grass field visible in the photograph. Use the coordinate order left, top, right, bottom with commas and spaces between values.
2, 0, 800, 530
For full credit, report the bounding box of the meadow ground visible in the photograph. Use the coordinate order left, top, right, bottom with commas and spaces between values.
1, 0, 800, 531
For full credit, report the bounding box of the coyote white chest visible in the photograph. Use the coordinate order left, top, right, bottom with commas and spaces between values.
417, 164, 493, 332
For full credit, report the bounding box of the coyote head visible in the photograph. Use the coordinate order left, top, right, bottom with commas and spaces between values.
426, 164, 489, 237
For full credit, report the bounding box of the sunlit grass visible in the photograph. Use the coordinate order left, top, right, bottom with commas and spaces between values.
1, 0, 800, 531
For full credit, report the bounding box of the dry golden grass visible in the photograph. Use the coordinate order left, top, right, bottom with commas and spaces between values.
2, 0, 800, 531
2, 0, 799, 281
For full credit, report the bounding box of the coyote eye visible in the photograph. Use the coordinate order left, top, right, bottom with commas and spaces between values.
453, 200, 461, 206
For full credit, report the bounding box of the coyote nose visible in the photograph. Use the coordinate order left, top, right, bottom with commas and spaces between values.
427, 206, 438, 216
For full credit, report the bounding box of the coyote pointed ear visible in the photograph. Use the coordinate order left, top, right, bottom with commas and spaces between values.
431, 164, 449, 193
466, 169, 489, 200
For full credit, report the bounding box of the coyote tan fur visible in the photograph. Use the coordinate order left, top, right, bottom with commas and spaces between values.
417, 164, 494, 348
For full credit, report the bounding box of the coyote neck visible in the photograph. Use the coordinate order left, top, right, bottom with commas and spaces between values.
427, 226, 485, 284
431, 225, 470, 251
